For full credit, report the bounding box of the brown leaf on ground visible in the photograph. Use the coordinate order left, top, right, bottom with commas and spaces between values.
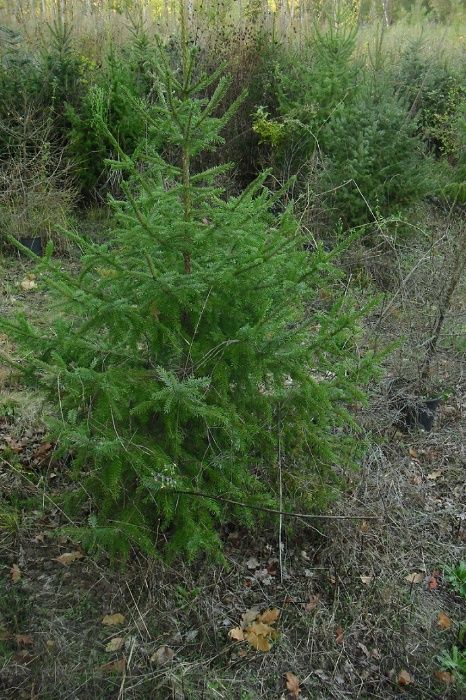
101, 613, 125, 626
228, 627, 245, 641
244, 630, 271, 652
14, 650, 36, 663
4, 436, 24, 453
267, 559, 278, 576
435, 670, 454, 684
405, 572, 423, 584
335, 626, 344, 644
232, 607, 280, 653
150, 645, 174, 666
100, 657, 126, 674
285, 671, 301, 697
34, 442, 53, 460
437, 612, 452, 630
257, 608, 280, 624
247, 622, 275, 637
397, 669, 413, 686
10, 563, 21, 583
304, 594, 320, 612
55, 551, 83, 566
105, 637, 124, 652
240, 608, 260, 628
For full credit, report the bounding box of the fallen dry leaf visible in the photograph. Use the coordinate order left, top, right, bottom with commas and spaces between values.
437, 612, 452, 630
34, 442, 53, 460
248, 621, 275, 637
100, 657, 126, 674
254, 568, 273, 585
397, 669, 412, 686
405, 572, 423, 584
150, 645, 174, 666
246, 556, 259, 570
285, 671, 301, 697
102, 613, 125, 626
4, 436, 23, 453
427, 470, 442, 480
105, 637, 124, 652
10, 564, 21, 583
244, 629, 271, 652
55, 551, 83, 566
240, 608, 260, 628
305, 594, 320, 612
360, 575, 373, 585
435, 670, 453, 684
14, 650, 35, 663
20, 278, 37, 291
231, 607, 280, 653
258, 608, 280, 624
228, 627, 245, 642
335, 626, 344, 644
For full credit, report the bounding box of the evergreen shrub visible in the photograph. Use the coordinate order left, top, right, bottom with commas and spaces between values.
0, 29, 377, 561
66, 36, 155, 197
319, 79, 432, 228
255, 20, 360, 179
444, 103, 466, 205
253, 22, 433, 229
394, 41, 466, 156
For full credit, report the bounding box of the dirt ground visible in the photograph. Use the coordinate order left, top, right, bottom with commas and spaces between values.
0, 241, 465, 699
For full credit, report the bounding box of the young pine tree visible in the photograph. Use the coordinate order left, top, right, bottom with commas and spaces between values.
0, 12, 376, 561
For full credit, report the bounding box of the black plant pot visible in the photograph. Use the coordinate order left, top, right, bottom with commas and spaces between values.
405, 397, 441, 432
19, 236, 43, 256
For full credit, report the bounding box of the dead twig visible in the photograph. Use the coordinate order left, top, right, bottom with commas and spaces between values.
172, 490, 379, 520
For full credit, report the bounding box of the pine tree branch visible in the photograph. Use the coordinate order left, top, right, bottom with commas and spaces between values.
173, 490, 378, 520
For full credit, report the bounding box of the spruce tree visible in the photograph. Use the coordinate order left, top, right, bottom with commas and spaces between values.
0, 6, 376, 561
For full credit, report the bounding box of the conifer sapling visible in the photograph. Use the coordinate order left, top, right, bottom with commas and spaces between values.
0, 6, 376, 560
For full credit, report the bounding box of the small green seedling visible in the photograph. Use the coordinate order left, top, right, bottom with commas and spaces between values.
438, 645, 466, 687
445, 561, 466, 599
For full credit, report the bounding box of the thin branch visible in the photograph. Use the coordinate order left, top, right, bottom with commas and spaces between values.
173, 490, 379, 520
277, 408, 284, 582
